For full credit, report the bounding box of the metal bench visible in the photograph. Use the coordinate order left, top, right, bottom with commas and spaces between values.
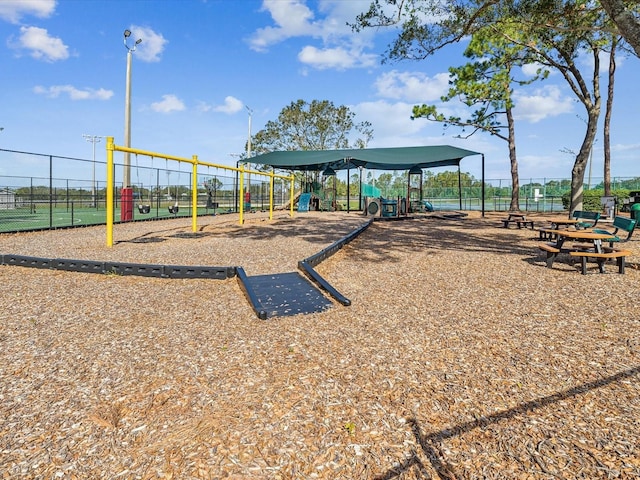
592, 216, 636, 247
571, 210, 600, 229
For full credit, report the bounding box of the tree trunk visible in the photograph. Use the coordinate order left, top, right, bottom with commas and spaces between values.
506, 105, 520, 211
603, 37, 617, 197
600, 0, 640, 57
567, 43, 602, 214
570, 112, 599, 213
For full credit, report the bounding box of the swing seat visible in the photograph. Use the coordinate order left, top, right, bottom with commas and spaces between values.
168, 205, 179, 214
138, 204, 151, 214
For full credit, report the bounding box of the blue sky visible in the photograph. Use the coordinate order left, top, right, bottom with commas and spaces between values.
1, 0, 639, 183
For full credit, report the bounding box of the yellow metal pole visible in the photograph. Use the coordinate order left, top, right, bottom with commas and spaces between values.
239, 165, 244, 225
106, 137, 115, 247
289, 174, 294, 218
192, 155, 198, 232
269, 170, 274, 220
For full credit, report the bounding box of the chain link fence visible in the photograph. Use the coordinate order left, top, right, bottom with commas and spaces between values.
0, 149, 290, 233
2, 148, 640, 233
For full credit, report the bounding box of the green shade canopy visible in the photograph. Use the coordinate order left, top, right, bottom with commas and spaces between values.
250, 145, 481, 171
251, 144, 486, 216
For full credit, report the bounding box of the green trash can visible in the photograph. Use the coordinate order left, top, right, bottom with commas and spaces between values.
631, 203, 640, 220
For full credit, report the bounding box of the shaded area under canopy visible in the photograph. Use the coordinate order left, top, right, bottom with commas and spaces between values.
251, 145, 485, 215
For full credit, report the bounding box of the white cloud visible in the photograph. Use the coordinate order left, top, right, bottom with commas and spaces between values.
33, 85, 113, 100
213, 96, 244, 114
521, 62, 551, 77
518, 153, 574, 177
298, 45, 377, 70
513, 85, 574, 123
151, 94, 186, 113
248, 0, 377, 71
353, 100, 424, 143
196, 101, 213, 113
127, 25, 167, 62
249, 0, 320, 51
611, 142, 640, 153
374, 70, 450, 102
16, 26, 69, 62
0, 0, 55, 23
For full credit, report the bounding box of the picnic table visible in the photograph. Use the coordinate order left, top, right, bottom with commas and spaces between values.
538, 218, 580, 239
552, 230, 614, 253
538, 229, 630, 274
501, 213, 534, 229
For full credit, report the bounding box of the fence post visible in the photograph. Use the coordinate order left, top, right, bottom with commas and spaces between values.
106, 137, 114, 247
49, 155, 53, 228
269, 170, 274, 220
192, 156, 198, 233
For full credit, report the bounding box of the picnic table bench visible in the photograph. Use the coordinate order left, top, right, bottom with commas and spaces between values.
569, 248, 632, 274
501, 213, 534, 229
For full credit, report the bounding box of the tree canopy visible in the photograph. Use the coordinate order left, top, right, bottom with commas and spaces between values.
250, 99, 373, 156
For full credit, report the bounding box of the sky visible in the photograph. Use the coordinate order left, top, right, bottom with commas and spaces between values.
1, 0, 639, 184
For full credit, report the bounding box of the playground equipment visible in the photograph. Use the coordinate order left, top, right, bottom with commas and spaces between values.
408, 165, 423, 212
364, 195, 413, 219
135, 154, 152, 214
321, 166, 337, 211
166, 161, 180, 215
381, 198, 398, 218
364, 197, 381, 216
202, 174, 220, 213
298, 192, 312, 212
138, 204, 151, 214
105, 137, 295, 247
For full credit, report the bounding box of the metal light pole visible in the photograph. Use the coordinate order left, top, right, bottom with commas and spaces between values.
246, 105, 253, 160
244, 106, 253, 210
83, 134, 102, 207
122, 29, 142, 221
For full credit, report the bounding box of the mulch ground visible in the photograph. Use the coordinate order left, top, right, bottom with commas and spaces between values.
0, 211, 638, 479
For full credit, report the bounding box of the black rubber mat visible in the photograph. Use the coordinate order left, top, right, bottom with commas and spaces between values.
244, 272, 333, 318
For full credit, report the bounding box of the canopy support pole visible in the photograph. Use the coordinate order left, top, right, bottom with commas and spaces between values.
458, 165, 462, 210
481, 154, 485, 217
346, 164, 350, 213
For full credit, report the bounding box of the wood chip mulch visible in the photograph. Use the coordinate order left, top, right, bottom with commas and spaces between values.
0, 211, 638, 479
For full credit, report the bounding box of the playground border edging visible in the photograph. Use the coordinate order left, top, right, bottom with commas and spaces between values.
0, 254, 236, 280
235, 266, 268, 320
297, 218, 374, 305
1, 216, 374, 319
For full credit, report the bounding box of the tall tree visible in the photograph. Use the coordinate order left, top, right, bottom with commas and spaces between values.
248, 99, 373, 192
250, 99, 373, 154
507, 0, 607, 212
411, 21, 544, 211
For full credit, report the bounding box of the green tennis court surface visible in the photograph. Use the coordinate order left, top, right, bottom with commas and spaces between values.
0, 206, 222, 233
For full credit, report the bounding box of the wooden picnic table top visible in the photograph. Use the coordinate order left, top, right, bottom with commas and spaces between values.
552, 230, 615, 241
547, 218, 580, 226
